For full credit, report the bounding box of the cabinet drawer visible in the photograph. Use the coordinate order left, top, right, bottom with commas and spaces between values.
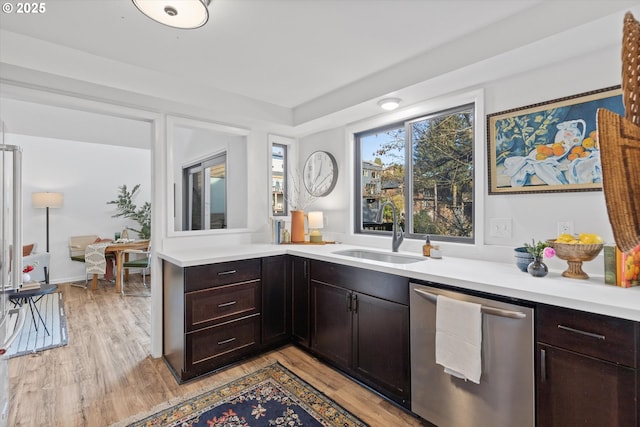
185, 280, 261, 332
185, 259, 261, 292
537, 305, 637, 367
185, 314, 260, 376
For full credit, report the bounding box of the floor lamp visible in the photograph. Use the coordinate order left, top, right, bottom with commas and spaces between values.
32, 192, 63, 284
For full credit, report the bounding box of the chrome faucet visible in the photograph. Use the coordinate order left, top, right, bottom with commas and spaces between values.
376, 201, 404, 252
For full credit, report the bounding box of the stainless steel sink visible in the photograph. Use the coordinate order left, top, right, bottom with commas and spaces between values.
333, 249, 426, 264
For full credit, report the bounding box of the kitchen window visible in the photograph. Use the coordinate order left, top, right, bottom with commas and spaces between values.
355, 104, 474, 242
272, 143, 287, 216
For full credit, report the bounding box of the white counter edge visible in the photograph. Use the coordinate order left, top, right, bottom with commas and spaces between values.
157, 243, 640, 322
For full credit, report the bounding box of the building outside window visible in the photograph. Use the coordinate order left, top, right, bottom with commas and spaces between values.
272, 143, 287, 216
355, 104, 475, 242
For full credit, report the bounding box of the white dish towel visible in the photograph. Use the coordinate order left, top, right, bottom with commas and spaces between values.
435, 294, 483, 384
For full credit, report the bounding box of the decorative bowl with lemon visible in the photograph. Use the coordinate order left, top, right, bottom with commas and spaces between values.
548, 233, 604, 279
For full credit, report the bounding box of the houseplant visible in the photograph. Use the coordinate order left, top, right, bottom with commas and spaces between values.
524, 239, 556, 277
107, 184, 151, 240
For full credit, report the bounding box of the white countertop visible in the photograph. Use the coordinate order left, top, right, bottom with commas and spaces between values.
157, 243, 640, 322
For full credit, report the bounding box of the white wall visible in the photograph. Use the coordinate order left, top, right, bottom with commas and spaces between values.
298, 127, 349, 237
7, 133, 151, 284
297, 45, 621, 276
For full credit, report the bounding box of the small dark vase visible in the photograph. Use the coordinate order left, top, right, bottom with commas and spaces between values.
527, 256, 548, 277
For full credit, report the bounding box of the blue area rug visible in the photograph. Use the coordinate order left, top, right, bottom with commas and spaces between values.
125, 363, 369, 427
7, 291, 68, 358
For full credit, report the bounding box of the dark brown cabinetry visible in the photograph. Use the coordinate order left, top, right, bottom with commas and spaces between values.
261, 255, 290, 348
311, 281, 353, 369
352, 291, 409, 404
309, 260, 410, 408
536, 305, 639, 426
291, 256, 310, 348
163, 258, 262, 382
163, 253, 640, 422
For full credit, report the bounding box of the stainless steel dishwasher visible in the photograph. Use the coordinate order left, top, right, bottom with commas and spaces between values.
410, 283, 534, 427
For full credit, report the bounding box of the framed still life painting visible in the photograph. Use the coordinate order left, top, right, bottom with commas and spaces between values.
487, 86, 624, 194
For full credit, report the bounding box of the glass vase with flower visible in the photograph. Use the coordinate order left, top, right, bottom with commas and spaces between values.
22, 261, 38, 283
524, 240, 556, 277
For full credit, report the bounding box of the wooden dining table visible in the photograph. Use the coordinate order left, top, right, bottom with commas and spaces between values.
90, 240, 150, 293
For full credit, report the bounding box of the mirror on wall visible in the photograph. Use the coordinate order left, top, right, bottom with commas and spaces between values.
168, 117, 249, 234
183, 152, 227, 230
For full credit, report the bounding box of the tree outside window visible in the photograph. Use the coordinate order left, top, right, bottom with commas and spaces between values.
356, 104, 474, 242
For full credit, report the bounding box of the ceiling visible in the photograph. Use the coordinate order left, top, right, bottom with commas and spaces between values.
0, 0, 637, 144
0, 0, 542, 108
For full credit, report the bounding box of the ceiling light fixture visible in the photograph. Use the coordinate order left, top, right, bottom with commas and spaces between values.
377, 97, 402, 111
132, 0, 211, 29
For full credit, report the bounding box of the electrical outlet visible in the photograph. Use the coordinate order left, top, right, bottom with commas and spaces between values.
557, 221, 574, 237
489, 218, 512, 238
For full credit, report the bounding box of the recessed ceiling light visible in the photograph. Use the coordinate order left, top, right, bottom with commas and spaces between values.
377, 98, 402, 111
132, 0, 211, 29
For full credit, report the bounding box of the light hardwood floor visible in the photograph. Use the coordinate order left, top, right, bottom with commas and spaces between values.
8, 279, 426, 426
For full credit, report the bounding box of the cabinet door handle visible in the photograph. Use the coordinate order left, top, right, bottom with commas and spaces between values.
557, 324, 606, 340
540, 348, 547, 383
346, 292, 352, 312
303, 260, 308, 279
217, 337, 236, 345
352, 294, 358, 314
217, 301, 237, 308
217, 270, 237, 276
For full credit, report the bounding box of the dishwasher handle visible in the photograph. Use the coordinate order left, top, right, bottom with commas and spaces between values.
413, 287, 527, 319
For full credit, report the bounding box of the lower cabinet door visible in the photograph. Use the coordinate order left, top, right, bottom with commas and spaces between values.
291, 257, 310, 348
311, 281, 352, 370
353, 292, 410, 407
185, 314, 260, 378
262, 255, 290, 347
537, 343, 637, 427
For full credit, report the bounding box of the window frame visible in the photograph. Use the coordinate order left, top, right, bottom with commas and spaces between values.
182, 151, 227, 231
354, 122, 403, 234
271, 142, 288, 217
404, 103, 475, 243
353, 96, 480, 245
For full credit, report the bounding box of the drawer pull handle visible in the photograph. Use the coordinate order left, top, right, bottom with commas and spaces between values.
217, 270, 237, 276
217, 337, 236, 345
540, 348, 547, 383
218, 301, 237, 308
557, 325, 606, 340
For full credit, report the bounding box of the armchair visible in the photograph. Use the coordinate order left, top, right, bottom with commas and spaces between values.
9, 243, 50, 283
68, 235, 100, 262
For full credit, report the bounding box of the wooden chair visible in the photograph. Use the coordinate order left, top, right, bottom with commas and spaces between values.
68, 235, 114, 288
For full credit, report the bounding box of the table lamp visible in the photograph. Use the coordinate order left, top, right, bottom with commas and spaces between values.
308, 211, 324, 243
